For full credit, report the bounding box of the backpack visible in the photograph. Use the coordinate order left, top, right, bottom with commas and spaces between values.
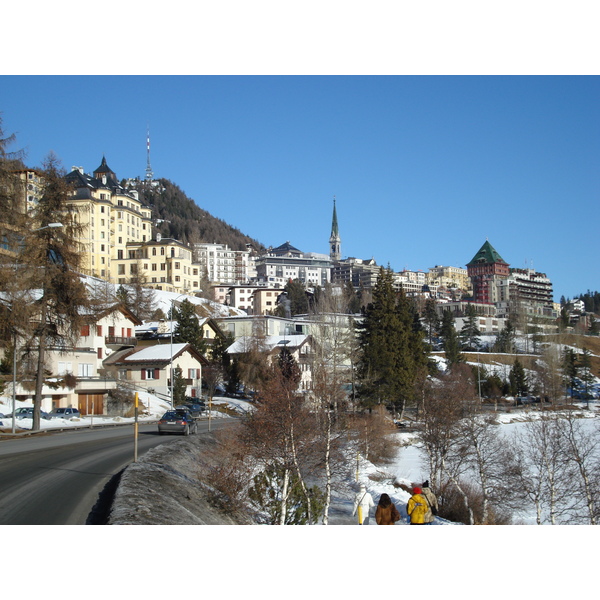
423, 488, 438, 516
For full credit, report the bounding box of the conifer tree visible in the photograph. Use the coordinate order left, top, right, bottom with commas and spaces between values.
172, 365, 187, 406
440, 309, 463, 368
356, 268, 427, 413
562, 348, 578, 398
423, 297, 440, 348
509, 358, 528, 397
282, 279, 308, 316
494, 319, 516, 353
173, 299, 206, 355
460, 304, 481, 350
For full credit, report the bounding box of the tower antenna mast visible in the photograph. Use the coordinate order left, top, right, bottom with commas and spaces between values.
145, 126, 154, 181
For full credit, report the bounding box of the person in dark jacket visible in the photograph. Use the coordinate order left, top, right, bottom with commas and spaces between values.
375, 493, 401, 525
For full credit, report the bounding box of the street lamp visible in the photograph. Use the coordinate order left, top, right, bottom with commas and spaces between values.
36, 223, 63, 230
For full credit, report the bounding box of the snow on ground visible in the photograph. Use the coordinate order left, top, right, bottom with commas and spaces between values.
0, 391, 250, 431
4, 396, 593, 597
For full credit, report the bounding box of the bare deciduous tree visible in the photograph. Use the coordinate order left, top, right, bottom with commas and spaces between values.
240, 361, 319, 524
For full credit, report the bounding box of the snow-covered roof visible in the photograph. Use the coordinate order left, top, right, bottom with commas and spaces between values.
226, 334, 309, 354
123, 343, 188, 362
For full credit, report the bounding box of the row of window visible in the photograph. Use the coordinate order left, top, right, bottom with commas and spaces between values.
57, 362, 94, 377
80, 325, 133, 337
141, 368, 201, 380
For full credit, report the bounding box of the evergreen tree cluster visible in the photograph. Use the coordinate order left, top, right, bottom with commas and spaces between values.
355, 268, 429, 414
575, 290, 600, 315
132, 179, 265, 252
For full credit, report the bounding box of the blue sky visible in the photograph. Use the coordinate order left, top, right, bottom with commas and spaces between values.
1, 75, 598, 301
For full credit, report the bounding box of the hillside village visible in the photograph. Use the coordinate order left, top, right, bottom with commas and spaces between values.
1, 152, 599, 423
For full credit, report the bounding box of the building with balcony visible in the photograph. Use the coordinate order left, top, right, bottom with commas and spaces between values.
495, 268, 556, 320
254, 242, 331, 288
331, 257, 380, 290
112, 234, 198, 294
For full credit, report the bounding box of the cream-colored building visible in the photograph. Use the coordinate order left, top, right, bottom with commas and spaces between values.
64, 158, 153, 281
426, 265, 471, 292
112, 234, 199, 294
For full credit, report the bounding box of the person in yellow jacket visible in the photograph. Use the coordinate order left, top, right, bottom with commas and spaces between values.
407, 486, 428, 525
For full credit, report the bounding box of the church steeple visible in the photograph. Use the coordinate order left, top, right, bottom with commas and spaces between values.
329, 196, 341, 262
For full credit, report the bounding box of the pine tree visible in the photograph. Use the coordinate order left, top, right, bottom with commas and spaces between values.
172, 365, 187, 406
173, 299, 206, 354
356, 268, 427, 413
460, 304, 481, 350
423, 297, 440, 348
283, 279, 309, 316
509, 358, 528, 397
494, 319, 516, 353
562, 348, 578, 398
440, 310, 463, 368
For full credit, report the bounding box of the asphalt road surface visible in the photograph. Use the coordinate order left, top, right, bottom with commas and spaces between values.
0, 421, 219, 525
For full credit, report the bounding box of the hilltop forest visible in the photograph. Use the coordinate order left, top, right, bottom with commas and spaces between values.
130, 179, 265, 252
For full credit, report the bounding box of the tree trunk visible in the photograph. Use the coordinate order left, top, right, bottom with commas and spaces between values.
321, 408, 333, 525
279, 466, 290, 525
32, 301, 48, 432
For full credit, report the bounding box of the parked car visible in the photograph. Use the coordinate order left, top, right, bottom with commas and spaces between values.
183, 402, 206, 418
157, 410, 198, 436
515, 396, 537, 406
49, 407, 81, 419
12, 407, 52, 420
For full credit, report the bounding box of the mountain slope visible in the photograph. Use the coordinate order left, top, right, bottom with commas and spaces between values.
132, 179, 265, 252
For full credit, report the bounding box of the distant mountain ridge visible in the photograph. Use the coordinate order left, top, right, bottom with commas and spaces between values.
131, 178, 265, 252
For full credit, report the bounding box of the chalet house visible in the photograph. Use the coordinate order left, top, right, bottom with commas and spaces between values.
134, 316, 227, 347
102, 342, 208, 403
226, 334, 315, 394
11, 303, 142, 415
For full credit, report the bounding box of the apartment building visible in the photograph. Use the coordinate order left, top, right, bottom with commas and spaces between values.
192, 242, 258, 284
495, 268, 556, 319
255, 242, 331, 287
112, 234, 199, 294
193, 242, 237, 284
393, 269, 427, 295
64, 158, 153, 281
427, 265, 471, 292
331, 257, 380, 290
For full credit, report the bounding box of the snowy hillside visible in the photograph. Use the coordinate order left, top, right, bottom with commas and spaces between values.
84, 274, 246, 318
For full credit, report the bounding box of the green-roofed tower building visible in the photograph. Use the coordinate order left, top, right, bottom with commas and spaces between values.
467, 240, 510, 304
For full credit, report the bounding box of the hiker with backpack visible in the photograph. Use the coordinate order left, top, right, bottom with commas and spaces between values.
407, 486, 429, 525
421, 480, 439, 524
352, 484, 375, 525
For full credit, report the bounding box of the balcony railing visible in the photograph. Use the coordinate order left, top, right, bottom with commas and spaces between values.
105, 336, 138, 347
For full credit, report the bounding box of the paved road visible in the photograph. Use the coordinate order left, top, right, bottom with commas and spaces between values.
0, 421, 220, 525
